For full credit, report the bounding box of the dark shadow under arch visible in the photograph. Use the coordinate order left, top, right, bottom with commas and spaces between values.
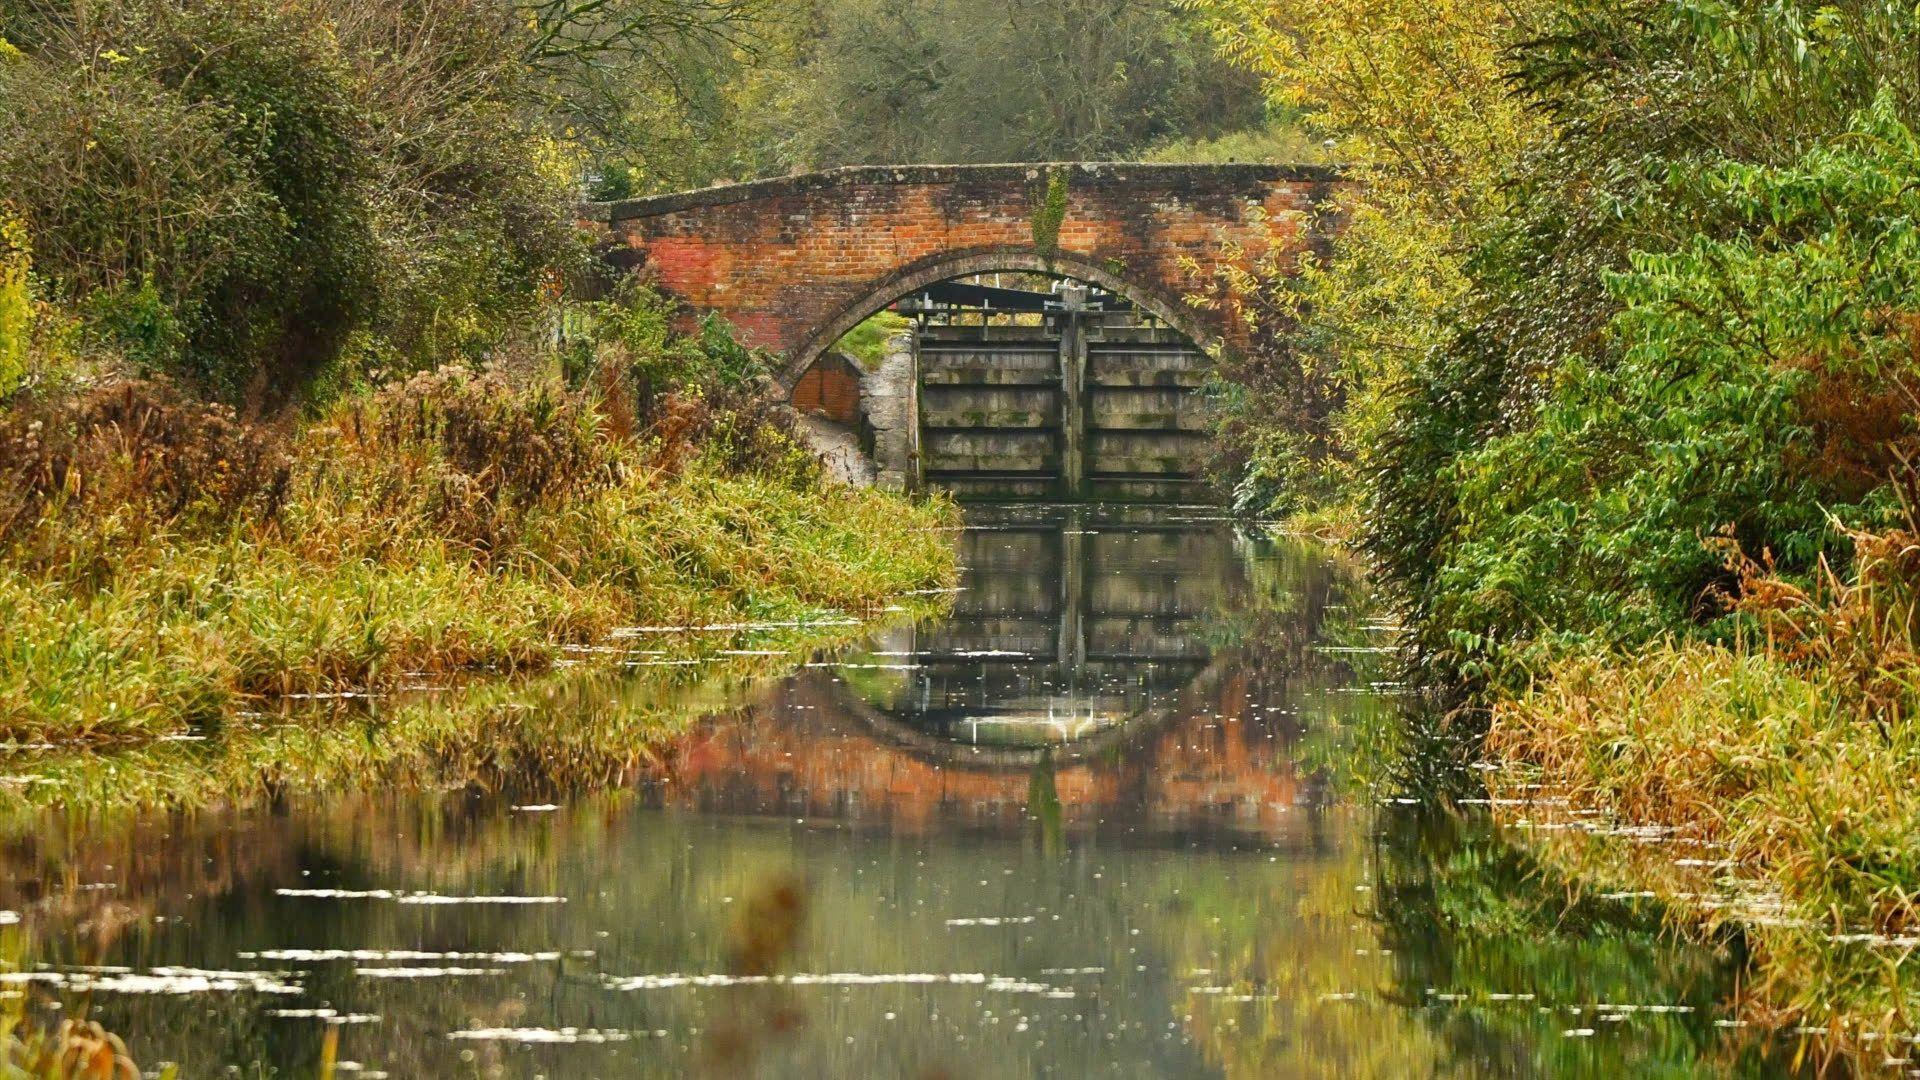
779, 246, 1217, 388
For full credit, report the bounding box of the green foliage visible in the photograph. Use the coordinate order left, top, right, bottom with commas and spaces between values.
1359, 0, 1920, 693
1139, 119, 1331, 164
79, 275, 187, 376
1433, 98, 1920, 684
1030, 169, 1069, 268
0, 213, 28, 399
0, 0, 579, 405
711, 0, 1265, 180
1185, 0, 1547, 528
831, 310, 911, 370
584, 283, 768, 394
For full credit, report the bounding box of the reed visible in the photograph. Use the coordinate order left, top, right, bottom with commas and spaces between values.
0, 370, 957, 744
1489, 516, 1920, 1064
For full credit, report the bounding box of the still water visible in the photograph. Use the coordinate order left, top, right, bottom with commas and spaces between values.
4, 506, 1802, 1077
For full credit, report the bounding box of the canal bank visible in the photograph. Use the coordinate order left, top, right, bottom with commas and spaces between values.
0, 363, 957, 747
0, 505, 1811, 1077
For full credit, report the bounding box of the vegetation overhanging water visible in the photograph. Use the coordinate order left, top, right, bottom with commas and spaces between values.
0, 505, 1822, 1078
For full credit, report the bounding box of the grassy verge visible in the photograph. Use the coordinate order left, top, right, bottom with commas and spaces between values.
1485, 524, 1920, 1067
0, 600, 941, 823
0, 370, 957, 745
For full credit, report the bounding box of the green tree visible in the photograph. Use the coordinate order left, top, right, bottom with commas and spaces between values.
744, 0, 1263, 171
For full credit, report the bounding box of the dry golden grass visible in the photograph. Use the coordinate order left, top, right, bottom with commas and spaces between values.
1490, 519, 1920, 1067
0, 371, 958, 743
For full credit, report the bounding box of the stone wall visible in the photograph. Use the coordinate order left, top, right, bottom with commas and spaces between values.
859, 334, 916, 491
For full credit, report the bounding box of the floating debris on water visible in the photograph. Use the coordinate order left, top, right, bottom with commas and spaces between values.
269, 1009, 382, 1024
944, 650, 1036, 658
241, 949, 574, 963
353, 967, 506, 978
603, 971, 1070, 994
2, 968, 301, 995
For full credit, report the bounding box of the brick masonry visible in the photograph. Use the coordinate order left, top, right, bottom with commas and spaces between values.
582, 162, 1348, 389
789, 352, 862, 424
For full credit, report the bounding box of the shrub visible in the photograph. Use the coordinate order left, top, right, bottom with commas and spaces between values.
0, 381, 289, 570
0, 360, 952, 740
0, 0, 578, 405
1414, 96, 1920, 689
0, 211, 28, 398
574, 284, 816, 486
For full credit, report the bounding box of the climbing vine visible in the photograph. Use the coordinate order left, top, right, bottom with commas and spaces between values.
1031, 168, 1069, 268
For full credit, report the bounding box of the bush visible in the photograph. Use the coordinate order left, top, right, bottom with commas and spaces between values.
0, 361, 953, 740
0, 381, 289, 572
0, 0, 579, 405
573, 284, 817, 486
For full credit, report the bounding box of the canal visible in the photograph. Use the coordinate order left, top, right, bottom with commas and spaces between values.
2, 505, 1805, 1077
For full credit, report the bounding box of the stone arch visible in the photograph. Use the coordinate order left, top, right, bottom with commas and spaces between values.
781, 246, 1215, 388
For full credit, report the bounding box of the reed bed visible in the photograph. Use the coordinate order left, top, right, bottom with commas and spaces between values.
1490, 519, 1920, 1066
0, 371, 957, 744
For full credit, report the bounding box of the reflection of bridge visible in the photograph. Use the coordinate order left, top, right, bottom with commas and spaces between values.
650, 666, 1320, 848
643, 507, 1339, 848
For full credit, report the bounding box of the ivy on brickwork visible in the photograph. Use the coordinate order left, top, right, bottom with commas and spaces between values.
1031, 169, 1069, 268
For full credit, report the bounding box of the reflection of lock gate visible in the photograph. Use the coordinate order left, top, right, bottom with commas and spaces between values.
649, 507, 1349, 845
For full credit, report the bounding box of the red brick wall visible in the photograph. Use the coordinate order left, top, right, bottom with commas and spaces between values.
583, 163, 1348, 387
790, 357, 861, 423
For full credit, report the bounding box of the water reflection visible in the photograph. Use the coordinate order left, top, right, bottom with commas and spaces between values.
0, 506, 1807, 1077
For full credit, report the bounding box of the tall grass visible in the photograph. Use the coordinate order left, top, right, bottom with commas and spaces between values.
0, 370, 957, 744
1489, 513, 1920, 1063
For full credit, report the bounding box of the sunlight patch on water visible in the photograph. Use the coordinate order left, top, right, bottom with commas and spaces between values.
448, 1028, 645, 1043
240, 949, 575, 963
274, 888, 566, 905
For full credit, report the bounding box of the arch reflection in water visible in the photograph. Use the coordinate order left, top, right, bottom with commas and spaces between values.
643, 502, 1348, 848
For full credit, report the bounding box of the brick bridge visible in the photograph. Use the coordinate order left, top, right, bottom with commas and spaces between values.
582, 162, 1346, 387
